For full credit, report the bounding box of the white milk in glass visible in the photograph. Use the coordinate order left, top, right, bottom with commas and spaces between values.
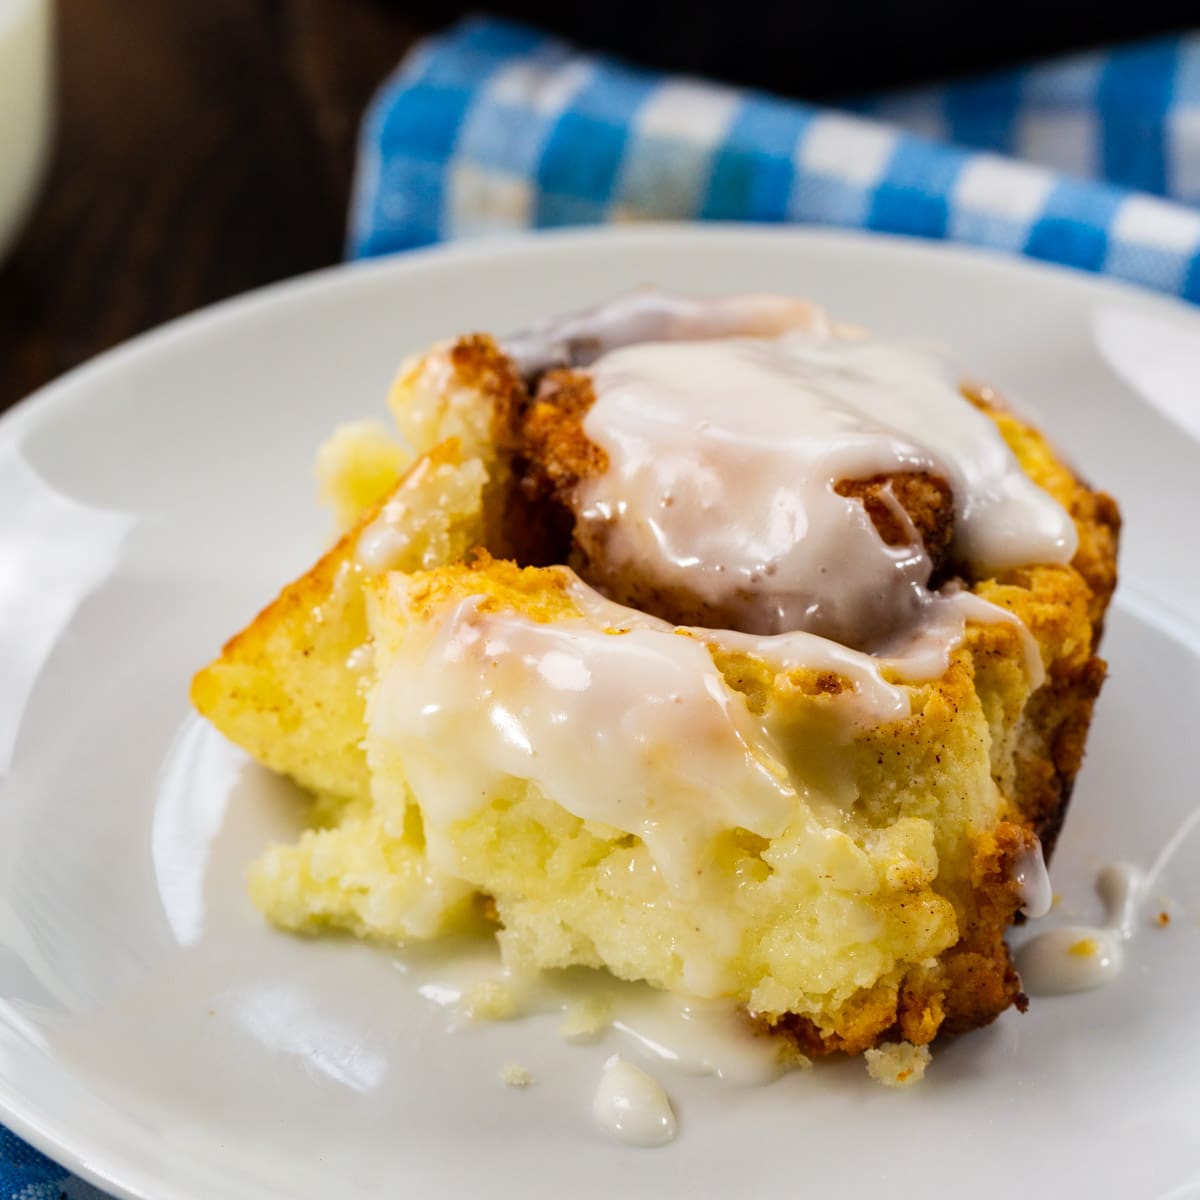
0, 0, 53, 260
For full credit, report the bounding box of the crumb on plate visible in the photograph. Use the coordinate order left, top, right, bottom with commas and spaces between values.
502, 1063, 535, 1088
559, 996, 614, 1042
461, 980, 519, 1021
864, 1041, 931, 1088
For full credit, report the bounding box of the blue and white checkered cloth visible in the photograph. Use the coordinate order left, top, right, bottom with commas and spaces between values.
7, 20, 1200, 1200
0, 1125, 106, 1199
351, 18, 1200, 302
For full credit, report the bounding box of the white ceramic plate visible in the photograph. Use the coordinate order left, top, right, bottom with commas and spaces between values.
2, 226, 1199, 1200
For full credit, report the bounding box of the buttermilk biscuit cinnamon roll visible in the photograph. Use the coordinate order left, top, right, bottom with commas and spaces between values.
193, 290, 1118, 1060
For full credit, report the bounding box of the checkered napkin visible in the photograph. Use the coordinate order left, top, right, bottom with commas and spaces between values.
351, 18, 1200, 301
0, 1125, 107, 1199
7, 21, 1200, 1200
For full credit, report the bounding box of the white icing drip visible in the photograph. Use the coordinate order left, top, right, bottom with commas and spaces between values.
930, 591, 1045, 690
356, 456, 435, 574
568, 573, 1040, 694
1014, 864, 1140, 995
592, 1056, 677, 1147
566, 575, 914, 710
1013, 836, 1053, 918
502, 287, 832, 378
1017, 927, 1125, 995
576, 334, 1076, 645
356, 526, 404, 574
1143, 803, 1200, 899
346, 643, 375, 674
847, 589, 1043, 688
403, 938, 786, 1085
1015, 805, 1200, 997
609, 989, 786, 1086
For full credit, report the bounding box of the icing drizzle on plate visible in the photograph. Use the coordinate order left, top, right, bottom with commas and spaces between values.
1016, 806, 1200, 995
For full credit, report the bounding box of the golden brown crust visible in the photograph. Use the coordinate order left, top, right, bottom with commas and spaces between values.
1068, 488, 1121, 632
963, 386, 1121, 858
508, 368, 609, 495
763, 820, 1033, 1056
190, 511, 373, 802
936, 821, 1032, 1036
444, 335, 534, 560
766, 986, 902, 1057
1012, 654, 1107, 858
191, 439, 471, 803
450, 335, 528, 416
834, 471, 956, 577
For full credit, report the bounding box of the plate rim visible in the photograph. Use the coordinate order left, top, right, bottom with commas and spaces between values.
3, 221, 1200, 1200
6, 221, 1200, 439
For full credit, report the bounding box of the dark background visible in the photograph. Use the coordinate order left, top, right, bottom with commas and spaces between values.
1, 0, 1194, 415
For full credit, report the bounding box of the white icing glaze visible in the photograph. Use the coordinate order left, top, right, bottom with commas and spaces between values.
1143, 803, 1200, 897
369, 561, 981, 875
1016, 804, 1200, 997
1013, 836, 1053, 918
1015, 925, 1126, 995
928, 590, 1045, 690
592, 1056, 677, 1147
831, 588, 1043, 689
502, 287, 832, 378
609, 989, 786, 1086
1015, 864, 1140, 995
356, 455, 435, 574
372, 573, 1015, 993
370, 591, 799, 893
400, 938, 786, 1086
368, 568, 1046, 985
565, 574, 914, 710
568, 571, 1040, 695
345, 643, 375, 674
576, 334, 1076, 645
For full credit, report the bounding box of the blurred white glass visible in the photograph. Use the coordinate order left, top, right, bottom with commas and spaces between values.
0, 0, 53, 262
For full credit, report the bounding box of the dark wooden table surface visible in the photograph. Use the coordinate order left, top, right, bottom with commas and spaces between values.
0, 0, 428, 415
4, 1, 1191, 417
